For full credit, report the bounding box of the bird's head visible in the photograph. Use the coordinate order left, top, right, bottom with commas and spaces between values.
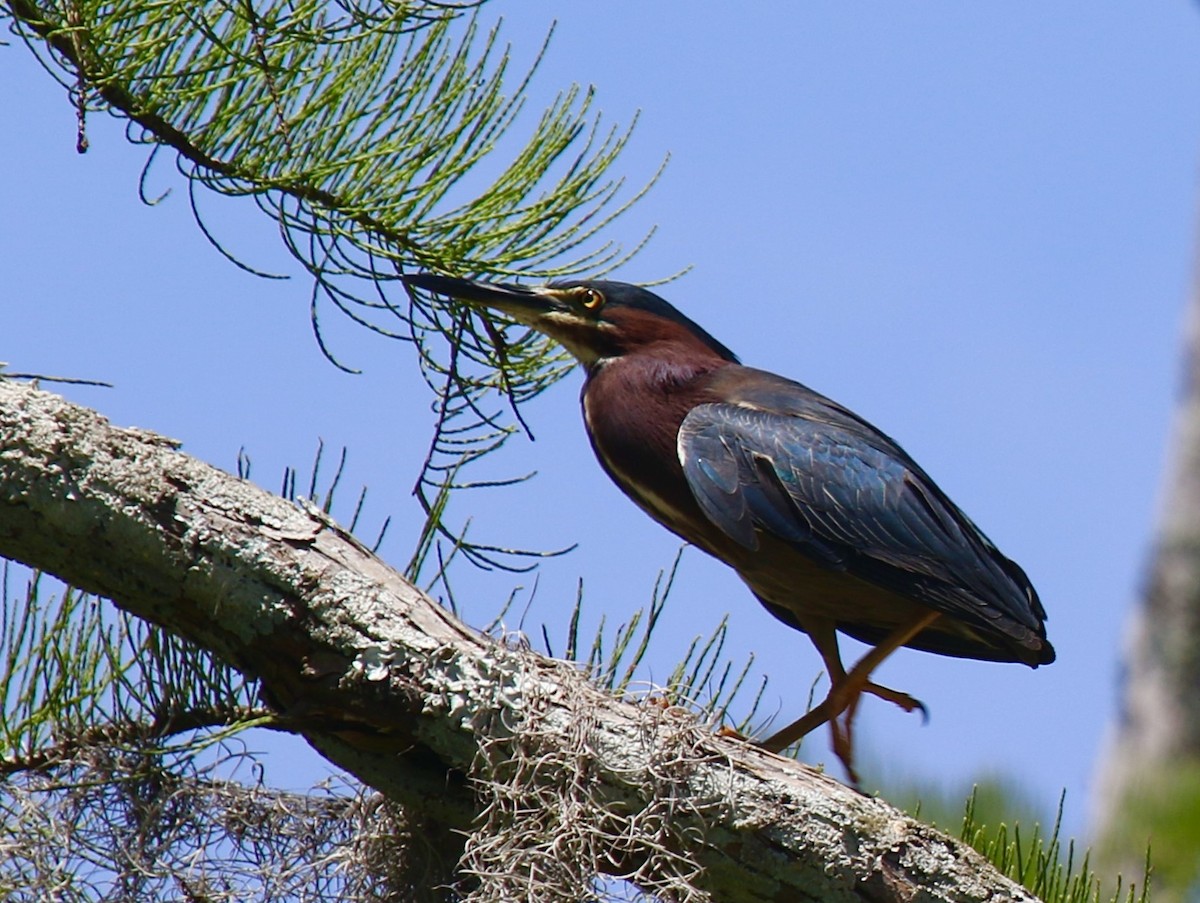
405, 274, 738, 368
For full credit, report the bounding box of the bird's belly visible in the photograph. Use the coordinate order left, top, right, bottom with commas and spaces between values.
721, 534, 907, 623
730, 533, 1003, 658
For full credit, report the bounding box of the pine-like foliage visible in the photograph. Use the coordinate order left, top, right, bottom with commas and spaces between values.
958, 790, 1151, 903
5, 0, 660, 582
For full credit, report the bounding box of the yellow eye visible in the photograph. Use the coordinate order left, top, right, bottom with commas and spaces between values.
580, 287, 605, 311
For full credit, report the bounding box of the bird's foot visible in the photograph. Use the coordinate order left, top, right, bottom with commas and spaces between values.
830, 697, 863, 790
863, 681, 929, 724
831, 734, 859, 789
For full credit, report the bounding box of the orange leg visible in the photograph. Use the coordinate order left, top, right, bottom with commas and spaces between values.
760, 610, 941, 784
793, 619, 927, 717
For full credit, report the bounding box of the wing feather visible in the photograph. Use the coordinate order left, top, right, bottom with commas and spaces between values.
677, 383, 1046, 645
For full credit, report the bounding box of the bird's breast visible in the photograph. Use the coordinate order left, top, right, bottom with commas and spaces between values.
581, 357, 727, 550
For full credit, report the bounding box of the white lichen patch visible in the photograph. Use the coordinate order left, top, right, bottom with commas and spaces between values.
427, 646, 557, 735
350, 644, 396, 682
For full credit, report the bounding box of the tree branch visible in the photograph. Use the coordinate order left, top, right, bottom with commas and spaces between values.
0, 379, 1038, 902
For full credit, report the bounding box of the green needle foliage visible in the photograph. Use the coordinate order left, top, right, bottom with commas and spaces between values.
6, 1, 651, 284
0, 562, 264, 777
547, 548, 764, 731
959, 790, 1151, 903
884, 777, 1152, 903
0, 571, 434, 899
5, 0, 661, 583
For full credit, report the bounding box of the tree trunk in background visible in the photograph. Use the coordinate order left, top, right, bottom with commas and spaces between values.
1092, 258, 1200, 897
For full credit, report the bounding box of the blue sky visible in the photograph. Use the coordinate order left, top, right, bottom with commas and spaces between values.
4, 3, 1200, 840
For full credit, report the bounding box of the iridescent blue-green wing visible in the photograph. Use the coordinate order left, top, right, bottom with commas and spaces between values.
677, 369, 1050, 661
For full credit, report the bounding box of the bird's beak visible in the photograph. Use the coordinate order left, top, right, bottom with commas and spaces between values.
403, 273, 569, 327
405, 272, 614, 366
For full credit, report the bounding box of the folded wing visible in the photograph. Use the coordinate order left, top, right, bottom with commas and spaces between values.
677, 368, 1051, 663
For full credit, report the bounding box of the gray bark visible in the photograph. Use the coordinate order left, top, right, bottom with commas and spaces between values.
0, 378, 1039, 902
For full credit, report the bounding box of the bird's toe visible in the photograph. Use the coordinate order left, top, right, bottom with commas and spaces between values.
864, 680, 928, 723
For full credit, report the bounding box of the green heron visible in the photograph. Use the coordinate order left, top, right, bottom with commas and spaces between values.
404, 274, 1054, 781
